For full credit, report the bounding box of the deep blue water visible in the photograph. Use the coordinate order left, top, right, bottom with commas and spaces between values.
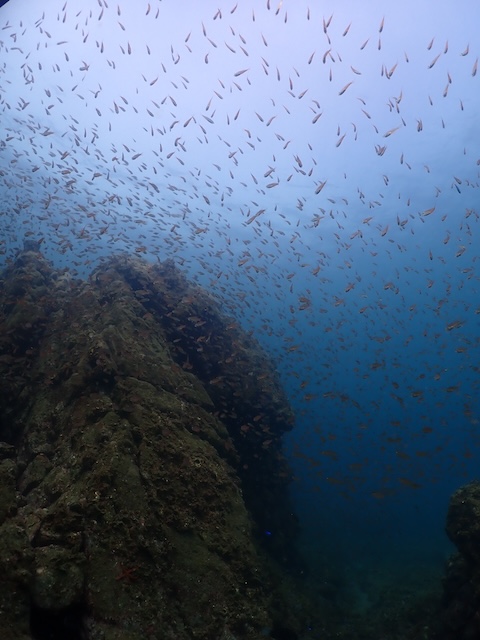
1, 0, 479, 597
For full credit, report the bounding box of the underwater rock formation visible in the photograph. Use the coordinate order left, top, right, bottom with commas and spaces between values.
0, 243, 300, 640
435, 482, 480, 640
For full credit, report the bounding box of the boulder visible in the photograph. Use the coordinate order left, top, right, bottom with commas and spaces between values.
0, 245, 300, 640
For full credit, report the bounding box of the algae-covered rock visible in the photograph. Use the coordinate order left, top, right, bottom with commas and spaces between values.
0, 246, 301, 639
434, 482, 480, 640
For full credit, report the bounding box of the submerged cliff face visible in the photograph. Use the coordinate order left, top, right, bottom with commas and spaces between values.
435, 482, 480, 640
0, 245, 300, 640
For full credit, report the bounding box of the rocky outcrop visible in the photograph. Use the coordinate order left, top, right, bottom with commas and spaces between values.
0, 244, 300, 640
435, 482, 480, 640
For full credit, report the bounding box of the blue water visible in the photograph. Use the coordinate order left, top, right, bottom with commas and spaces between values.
1, 0, 479, 601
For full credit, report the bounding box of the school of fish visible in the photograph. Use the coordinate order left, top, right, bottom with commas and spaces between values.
0, 0, 479, 507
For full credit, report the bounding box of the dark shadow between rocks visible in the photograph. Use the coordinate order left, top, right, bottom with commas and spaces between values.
30, 600, 88, 640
